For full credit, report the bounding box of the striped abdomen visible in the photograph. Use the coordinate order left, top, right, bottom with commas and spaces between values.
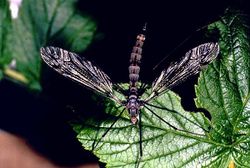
128, 34, 145, 96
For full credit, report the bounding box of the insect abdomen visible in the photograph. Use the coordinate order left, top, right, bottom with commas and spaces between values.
129, 34, 145, 89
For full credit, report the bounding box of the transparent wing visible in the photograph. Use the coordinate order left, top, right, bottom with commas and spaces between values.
144, 42, 219, 102
40, 46, 123, 104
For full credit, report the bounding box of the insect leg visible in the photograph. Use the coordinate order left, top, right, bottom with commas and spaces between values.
144, 102, 209, 132
143, 105, 205, 136
91, 108, 126, 151
139, 110, 143, 157
135, 110, 143, 168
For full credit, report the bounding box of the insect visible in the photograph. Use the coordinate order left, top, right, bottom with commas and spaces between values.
40, 25, 219, 166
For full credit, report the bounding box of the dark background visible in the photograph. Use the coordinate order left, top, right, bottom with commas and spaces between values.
0, 0, 249, 167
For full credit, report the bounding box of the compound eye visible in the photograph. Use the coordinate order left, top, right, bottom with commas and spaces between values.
131, 117, 138, 124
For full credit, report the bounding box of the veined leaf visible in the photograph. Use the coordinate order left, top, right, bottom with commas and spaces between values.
74, 90, 213, 168
73, 9, 250, 168
0, 0, 96, 90
195, 9, 250, 167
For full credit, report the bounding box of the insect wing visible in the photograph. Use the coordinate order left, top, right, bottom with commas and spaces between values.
40, 46, 123, 104
145, 42, 219, 102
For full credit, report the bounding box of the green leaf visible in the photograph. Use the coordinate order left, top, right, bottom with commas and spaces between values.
73, 9, 250, 168
195, 9, 250, 167
0, 0, 12, 78
73, 90, 213, 168
0, 0, 96, 90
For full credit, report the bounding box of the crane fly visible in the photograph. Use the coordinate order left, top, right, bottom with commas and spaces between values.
40, 25, 219, 166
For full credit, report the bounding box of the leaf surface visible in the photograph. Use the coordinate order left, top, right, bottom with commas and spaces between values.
0, 0, 96, 90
